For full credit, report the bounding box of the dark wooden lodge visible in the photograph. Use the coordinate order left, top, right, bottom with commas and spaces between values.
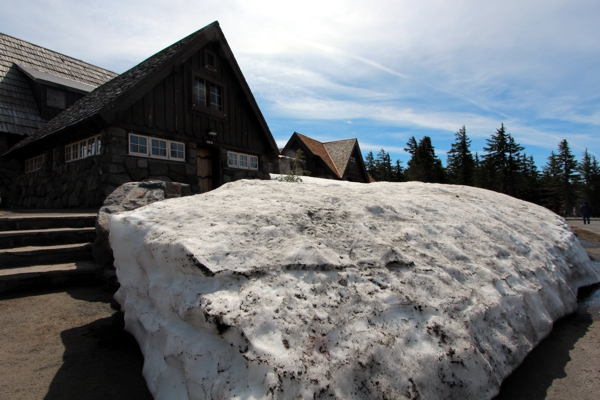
0, 33, 117, 205
280, 132, 369, 183
2, 22, 279, 208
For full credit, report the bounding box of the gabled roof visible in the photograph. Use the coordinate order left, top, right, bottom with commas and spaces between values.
5, 21, 279, 157
283, 132, 368, 180
292, 132, 341, 178
323, 138, 358, 177
0, 32, 117, 137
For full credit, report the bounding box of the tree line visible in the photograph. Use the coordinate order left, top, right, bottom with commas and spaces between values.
364, 124, 600, 217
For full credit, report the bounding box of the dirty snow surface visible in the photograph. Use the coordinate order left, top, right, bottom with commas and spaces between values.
110, 178, 600, 399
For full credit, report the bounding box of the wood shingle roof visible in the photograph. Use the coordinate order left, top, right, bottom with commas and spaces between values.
5, 21, 278, 157
0, 33, 117, 137
294, 132, 341, 178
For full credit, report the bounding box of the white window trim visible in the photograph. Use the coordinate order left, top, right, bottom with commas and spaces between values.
128, 133, 185, 162
150, 138, 169, 160
25, 154, 44, 174
65, 134, 101, 163
170, 142, 185, 161
227, 151, 258, 170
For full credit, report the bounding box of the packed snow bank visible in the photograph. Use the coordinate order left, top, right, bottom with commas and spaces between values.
110, 178, 600, 399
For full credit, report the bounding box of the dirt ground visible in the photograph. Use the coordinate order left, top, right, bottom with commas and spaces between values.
0, 286, 152, 400
1, 229, 599, 399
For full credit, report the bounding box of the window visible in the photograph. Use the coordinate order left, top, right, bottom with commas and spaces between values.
128, 133, 185, 161
151, 138, 168, 158
193, 76, 223, 111
204, 49, 218, 73
227, 152, 238, 167
239, 154, 248, 168
25, 155, 44, 173
65, 134, 101, 163
249, 156, 258, 170
129, 134, 148, 156
170, 142, 185, 160
209, 83, 222, 110
227, 151, 258, 170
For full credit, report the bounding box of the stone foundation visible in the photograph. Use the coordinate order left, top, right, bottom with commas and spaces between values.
6, 126, 278, 209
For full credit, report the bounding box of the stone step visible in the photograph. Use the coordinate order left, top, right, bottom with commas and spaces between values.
0, 243, 93, 268
0, 227, 96, 249
0, 214, 96, 232
0, 261, 99, 294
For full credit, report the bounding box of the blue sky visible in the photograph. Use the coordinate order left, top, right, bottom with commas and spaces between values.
3, 0, 599, 167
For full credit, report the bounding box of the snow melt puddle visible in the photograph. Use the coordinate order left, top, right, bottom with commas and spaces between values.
109, 178, 600, 400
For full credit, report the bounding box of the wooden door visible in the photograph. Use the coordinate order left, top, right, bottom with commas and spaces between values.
197, 148, 213, 193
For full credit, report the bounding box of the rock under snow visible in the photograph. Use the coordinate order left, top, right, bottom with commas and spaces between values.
110, 178, 600, 399
94, 180, 191, 279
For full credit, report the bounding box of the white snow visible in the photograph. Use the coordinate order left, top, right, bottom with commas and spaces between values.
109, 177, 600, 399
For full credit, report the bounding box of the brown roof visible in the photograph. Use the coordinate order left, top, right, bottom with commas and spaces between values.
0, 33, 117, 137
294, 132, 341, 178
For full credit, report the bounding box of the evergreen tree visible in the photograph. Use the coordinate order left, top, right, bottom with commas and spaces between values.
395, 160, 405, 182
540, 151, 562, 214
515, 154, 540, 203
446, 125, 475, 185
556, 140, 579, 215
482, 124, 524, 194
364, 151, 375, 176
404, 136, 418, 156
375, 148, 394, 181
472, 152, 488, 188
405, 136, 445, 183
578, 148, 599, 216
279, 149, 310, 182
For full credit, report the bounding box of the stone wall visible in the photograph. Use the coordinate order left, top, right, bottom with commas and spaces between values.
10, 145, 103, 208
0, 134, 20, 207
7, 126, 279, 209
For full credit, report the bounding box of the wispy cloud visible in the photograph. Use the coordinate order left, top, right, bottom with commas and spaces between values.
1, 0, 599, 164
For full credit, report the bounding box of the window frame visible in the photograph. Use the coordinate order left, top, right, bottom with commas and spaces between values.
128, 133, 185, 162
150, 137, 169, 160
65, 134, 101, 163
204, 48, 218, 73
227, 151, 258, 170
24, 154, 44, 174
192, 76, 223, 112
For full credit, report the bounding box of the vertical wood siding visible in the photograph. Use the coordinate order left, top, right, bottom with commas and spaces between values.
121, 46, 271, 155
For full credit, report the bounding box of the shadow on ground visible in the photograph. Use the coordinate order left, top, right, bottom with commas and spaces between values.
494, 284, 599, 400
43, 288, 152, 400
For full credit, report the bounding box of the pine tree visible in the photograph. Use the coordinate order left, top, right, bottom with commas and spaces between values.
472, 152, 488, 188
446, 125, 474, 185
395, 160, 405, 182
540, 151, 563, 214
482, 124, 523, 194
405, 136, 445, 183
578, 148, 599, 217
375, 148, 394, 181
279, 149, 310, 182
515, 154, 540, 203
364, 151, 375, 176
556, 140, 579, 215
404, 137, 418, 156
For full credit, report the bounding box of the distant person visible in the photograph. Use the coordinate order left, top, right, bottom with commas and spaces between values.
580, 202, 592, 225
573, 206, 577, 217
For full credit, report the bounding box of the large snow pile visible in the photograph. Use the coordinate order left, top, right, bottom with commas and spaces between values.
110, 178, 599, 399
